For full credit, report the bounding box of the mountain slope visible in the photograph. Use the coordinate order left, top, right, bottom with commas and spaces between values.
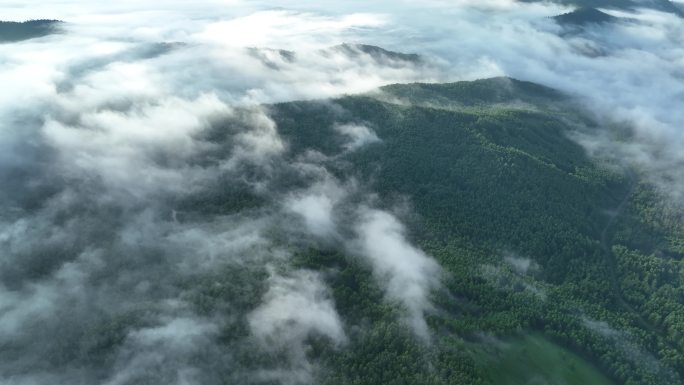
267, 77, 684, 385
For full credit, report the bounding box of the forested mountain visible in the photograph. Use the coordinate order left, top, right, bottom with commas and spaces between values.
258, 78, 684, 385
148, 77, 684, 384
0, 19, 62, 42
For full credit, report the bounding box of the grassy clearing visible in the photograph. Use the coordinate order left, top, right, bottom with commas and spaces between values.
476, 333, 615, 385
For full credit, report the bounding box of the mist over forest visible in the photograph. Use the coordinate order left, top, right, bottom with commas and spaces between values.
2, 1, 684, 385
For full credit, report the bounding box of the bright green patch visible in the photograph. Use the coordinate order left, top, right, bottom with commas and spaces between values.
477, 334, 615, 385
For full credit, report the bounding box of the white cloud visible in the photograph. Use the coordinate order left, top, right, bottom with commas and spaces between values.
248, 269, 346, 384
42, 93, 229, 198
104, 316, 219, 385
249, 269, 346, 347
334, 123, 380, 151
284, 175, 351, 239
196, 10, 387, 49
355, 209, 441, 339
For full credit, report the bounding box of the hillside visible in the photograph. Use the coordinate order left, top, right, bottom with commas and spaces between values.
263, 78, 684, 385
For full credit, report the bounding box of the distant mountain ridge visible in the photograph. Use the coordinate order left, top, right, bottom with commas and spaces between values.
553, 7, 619, 25
376, 77, 567, 108
521, 0, 683, 16
0, 19, 63, 42
331, 43, 422, 63
246, 43, 424, 70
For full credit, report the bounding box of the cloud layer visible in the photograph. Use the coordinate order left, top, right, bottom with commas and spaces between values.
1, 3, 449, 383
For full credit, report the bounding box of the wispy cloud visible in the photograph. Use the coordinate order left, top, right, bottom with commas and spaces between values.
354, 209, 441, 339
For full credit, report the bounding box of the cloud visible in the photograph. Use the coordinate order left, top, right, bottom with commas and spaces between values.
334, 123, 380, 151
282, 173, 444, 340
285, 178, 347, 239
354, 209, 441, 339
503, 253, 539, 275
103, 317, 219, 385
42, 93, 230, 198
248, 269, 346, 384
249, 270, 347, 347
196, 10, 387, 49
